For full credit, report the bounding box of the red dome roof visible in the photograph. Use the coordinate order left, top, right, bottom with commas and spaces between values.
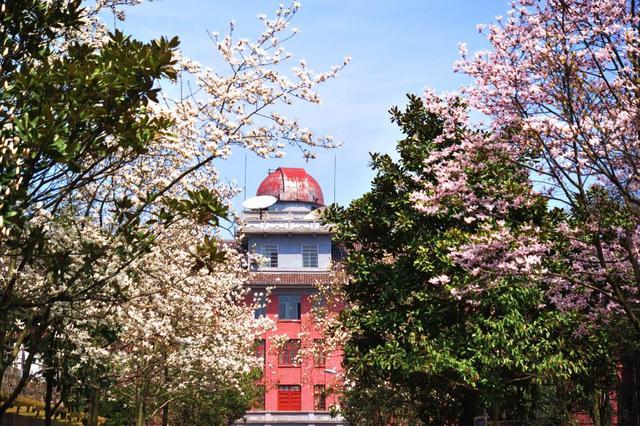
257, 167, 324, 206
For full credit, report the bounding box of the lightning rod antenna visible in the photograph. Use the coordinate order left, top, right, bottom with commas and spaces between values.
333, 154, 337, 205
243, 154, 247, 201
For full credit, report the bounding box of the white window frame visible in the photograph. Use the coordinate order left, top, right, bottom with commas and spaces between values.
261, 244, 278, 268
302, 245, 318, 268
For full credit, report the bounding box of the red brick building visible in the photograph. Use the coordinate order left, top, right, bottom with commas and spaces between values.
237, 168, 345, 426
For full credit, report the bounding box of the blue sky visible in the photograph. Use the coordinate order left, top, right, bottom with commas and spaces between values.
117, 0, 510, 210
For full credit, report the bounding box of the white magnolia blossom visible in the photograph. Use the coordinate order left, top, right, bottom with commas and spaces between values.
0, 0, 346, 419
65, 222, 274, 413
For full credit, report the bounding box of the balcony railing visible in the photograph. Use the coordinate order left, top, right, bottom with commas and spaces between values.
239, 211, 332, 234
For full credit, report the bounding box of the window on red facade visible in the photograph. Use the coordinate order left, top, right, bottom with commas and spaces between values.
253, 293, 267, 319
278, 385, 301, 411
313, 339, 326, 367
278, 339, 301, 366
252, 384, 265, 410
314, 384, 327, 411
312, 294, 326, 310
278, 294, 301, 320
254, 339, 266, 365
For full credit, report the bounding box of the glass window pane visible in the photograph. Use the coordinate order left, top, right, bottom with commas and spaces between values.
253, 385, 265, 410
279, 294, 301, 320
314, 385, 326, 410
254, 293, 267, 319
278, 339, 300, 365
313, 339, 326, 367
262, 244, 278, 267
302, 245, 318, 268
254, 339, 266, 365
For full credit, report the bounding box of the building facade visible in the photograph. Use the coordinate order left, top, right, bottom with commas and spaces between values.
237, 167, 345, 426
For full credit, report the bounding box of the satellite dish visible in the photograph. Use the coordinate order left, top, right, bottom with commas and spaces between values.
242, 195, 277, 210
302, 206, 327, 220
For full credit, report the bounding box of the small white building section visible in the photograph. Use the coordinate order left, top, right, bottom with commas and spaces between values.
240, 168, 334, 273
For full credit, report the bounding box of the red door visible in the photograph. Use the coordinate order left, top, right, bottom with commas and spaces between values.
278, 385, 302, 411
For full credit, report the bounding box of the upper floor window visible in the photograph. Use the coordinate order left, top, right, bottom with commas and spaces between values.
278, 339, 301, 366
331, 243, 346, 262
253, 293, 267, 319
302, 245, 318, 268
261, 244, 278, 268
312, 295, 326, 310
313, 339, 326, 367
278, 295, 301, 320
254, 339, 266, 365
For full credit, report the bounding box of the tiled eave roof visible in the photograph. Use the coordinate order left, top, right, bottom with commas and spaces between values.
245, 272, 331, 286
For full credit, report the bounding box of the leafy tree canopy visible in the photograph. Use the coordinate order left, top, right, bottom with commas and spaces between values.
327, 95, 614, 425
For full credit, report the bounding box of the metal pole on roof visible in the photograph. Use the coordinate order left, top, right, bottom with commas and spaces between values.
333, 154, 336, 205
243, 154, 247, 201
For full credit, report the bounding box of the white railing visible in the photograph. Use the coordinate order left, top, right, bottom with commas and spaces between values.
239, 218, 332, 234
236, 412, 345, 424
240, 210, 333, 234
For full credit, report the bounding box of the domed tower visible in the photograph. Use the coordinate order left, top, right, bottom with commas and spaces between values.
256, 167, 325, 211
237, 168, 344, 426
240, 167, 331, 231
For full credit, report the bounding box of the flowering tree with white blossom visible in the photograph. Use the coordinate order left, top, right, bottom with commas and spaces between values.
0, 0, 345, 422
96, 225, 272, 426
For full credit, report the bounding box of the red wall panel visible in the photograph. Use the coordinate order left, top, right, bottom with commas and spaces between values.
253, 293, 343, 413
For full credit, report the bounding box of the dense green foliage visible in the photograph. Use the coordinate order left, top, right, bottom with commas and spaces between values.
326, 95, 614, 425
169, 370, 264, 426
0, 0, 178, 232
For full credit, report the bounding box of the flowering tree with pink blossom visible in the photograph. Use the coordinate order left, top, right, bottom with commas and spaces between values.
449, 0, 640, 334
327, 95, 614, 425
354, 1, 640, 422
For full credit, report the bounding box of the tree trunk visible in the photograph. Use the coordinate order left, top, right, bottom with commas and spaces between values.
0, 349, 37, 415
136, 378, 151, 426
161, 364, 169, 426
84, 384, 100, 426
460, 390, 479, 426
0, 309, 51, 415
620, 352, 640, 426
136, 399, 146, 426
44, 368, 54, 426
162, 402, 169, 426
